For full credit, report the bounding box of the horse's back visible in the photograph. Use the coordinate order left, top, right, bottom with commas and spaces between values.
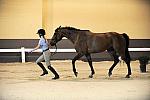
85, 32, 113, 53
86, 32, 125, 53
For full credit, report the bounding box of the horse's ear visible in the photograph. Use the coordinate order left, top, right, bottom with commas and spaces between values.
59, 26, 61, 28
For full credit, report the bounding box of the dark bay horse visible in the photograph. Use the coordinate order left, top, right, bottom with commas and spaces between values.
50, 26, 132, 78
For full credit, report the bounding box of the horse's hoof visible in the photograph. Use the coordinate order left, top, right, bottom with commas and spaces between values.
52, 76, 60, 80
108, 72, 112, 77
125, 75, 130, 78
74, 72, 78, 77
89, 75, 93, 78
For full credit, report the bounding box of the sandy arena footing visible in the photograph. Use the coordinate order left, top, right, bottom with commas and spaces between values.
0, 61, 150, 100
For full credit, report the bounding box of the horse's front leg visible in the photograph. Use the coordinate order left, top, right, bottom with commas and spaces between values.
72, 53, 84, 77
85, 53, 95, 78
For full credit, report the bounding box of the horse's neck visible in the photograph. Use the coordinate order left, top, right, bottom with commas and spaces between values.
64, 31, 78, 44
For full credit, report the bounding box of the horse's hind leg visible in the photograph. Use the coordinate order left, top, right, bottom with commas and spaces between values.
107, 48, 119, 77
108, 55, 119, 77
72, 53, 84, 77
125, 60, 131, 78
122, 52, 131, 78
85, 53, 95, 78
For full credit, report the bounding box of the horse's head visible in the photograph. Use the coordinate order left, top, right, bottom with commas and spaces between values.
50, 26, 64, 46
50, 26, 80, 46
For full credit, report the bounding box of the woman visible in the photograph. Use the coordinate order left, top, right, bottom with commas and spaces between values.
30, 29, 59, 80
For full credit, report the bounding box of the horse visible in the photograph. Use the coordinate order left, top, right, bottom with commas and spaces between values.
50, 26, 132, 78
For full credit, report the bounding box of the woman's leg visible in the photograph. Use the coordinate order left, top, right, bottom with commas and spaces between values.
36, 54, 48, 76
43, 50, 59, 79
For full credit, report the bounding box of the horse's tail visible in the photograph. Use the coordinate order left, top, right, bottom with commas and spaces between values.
122, 33, 129, 48
122, 33, 130, 60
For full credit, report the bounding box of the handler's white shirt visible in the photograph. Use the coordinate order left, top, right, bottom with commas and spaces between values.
38, 36, 49, 52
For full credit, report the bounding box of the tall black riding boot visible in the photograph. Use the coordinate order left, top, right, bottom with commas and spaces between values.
48, 65, 59, 80
37, 62, 48, 76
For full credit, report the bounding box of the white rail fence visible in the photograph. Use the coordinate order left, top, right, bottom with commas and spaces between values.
0, 47, 150, 63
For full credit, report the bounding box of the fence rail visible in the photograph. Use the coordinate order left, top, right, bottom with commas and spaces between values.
0, 47, 150, 63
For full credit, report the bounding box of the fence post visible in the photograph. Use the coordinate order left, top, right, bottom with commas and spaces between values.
21, 47, 25, 63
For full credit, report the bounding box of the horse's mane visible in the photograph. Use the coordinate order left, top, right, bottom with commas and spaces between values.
61, 26, 89, 31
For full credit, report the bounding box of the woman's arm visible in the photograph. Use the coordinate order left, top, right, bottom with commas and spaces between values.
30, 44, 40, 52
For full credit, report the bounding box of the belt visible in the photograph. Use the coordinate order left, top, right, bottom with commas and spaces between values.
43, 48, 49, 52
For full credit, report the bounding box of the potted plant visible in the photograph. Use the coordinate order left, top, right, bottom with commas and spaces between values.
138, 56, 149, 72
